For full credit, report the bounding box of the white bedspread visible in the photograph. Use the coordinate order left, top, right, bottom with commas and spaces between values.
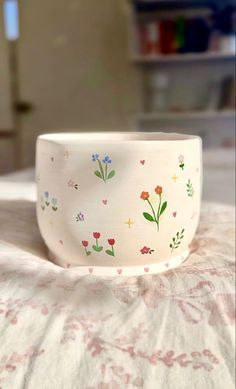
0, 177, 235, 388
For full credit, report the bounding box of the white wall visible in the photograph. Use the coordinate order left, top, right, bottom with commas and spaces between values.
17, 0, 142, 167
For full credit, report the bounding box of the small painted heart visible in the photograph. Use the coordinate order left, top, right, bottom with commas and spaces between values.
173, 212, 177, 217
88, 268, 93, 274
117, 269, 122, 275
140, 160, 145, 165
102, 200, 107, 205
144, 267, 149, 273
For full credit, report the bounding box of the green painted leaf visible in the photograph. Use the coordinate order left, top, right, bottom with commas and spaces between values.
170, 244, 173, 248
143, 212, 155, 222
86, 251, 91, 256
105, 249, 114, 257
92, 245, 103, 252
107, 170, 115, 179
160, 201, 167, 216
94, 170, 102, 178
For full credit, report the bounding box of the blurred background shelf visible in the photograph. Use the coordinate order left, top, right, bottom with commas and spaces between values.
132, 51, 235, 63
136, 110, 235, 121
128, 0, 236, 148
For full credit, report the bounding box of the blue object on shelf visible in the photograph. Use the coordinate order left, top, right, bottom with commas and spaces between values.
185, 17, 211, 52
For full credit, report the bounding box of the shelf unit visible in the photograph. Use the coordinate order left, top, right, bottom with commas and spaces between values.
132, 51, 236, 63
136, 110, 235, 121
128, 0, 236, 147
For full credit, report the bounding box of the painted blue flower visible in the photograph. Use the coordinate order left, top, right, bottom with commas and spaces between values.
44, 191, 49, 198
92, 154, 99, 161
52, 198, 57, 206
76, 212, 84, 222
102, 156, 112, 164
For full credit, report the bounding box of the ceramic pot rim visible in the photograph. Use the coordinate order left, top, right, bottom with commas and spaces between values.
37, 131, 201, 146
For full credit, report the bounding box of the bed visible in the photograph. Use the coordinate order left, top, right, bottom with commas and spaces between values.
0, 149, 235, 389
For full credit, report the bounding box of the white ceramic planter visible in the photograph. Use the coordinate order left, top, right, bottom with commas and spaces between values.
36, 132, 202, 276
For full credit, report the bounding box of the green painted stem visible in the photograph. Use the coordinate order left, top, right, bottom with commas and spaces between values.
98, 159, 105, 182
105, 164, 108, 181
147, 198, 159, 230
156, 194, 162, 228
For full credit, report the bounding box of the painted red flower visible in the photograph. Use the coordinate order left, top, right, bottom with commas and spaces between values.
108, 239, 115, 246
93, 232, 101, 239
155, 186, 162, 195
140, 191, 149, 200
140, 246, 150, 254
82, 240, 89, 247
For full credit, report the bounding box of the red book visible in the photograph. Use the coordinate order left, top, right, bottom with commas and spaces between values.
159, 20, 176, 54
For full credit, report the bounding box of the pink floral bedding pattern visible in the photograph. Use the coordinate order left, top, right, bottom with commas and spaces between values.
0, 200, 235, 389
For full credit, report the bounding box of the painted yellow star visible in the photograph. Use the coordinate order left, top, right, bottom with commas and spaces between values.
125, 218, 134, 228
171, 174, 179, 183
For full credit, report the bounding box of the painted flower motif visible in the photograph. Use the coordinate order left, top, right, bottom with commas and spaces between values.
102, 156, 112, 164
82, 240, 91, 255
82, 240, 89, 247
178, 154, 185, 170
140, 246, 151, 254
140, 246, 154, 255
51, 198, 58, 211
92, 232, 103, 252
92, 153, 115, 183
44, 191, 49, 199
106, 238, 115, 256
52, 198, 57, 206
92, 154, 99, 161
140, 191, 149, 200
141, 186, 167, 231
155, 186, 162, 195
76, 212, 84, 222
40, 196, 45, 210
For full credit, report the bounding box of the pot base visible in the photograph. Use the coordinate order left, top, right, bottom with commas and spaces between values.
48, 248, 190, 277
